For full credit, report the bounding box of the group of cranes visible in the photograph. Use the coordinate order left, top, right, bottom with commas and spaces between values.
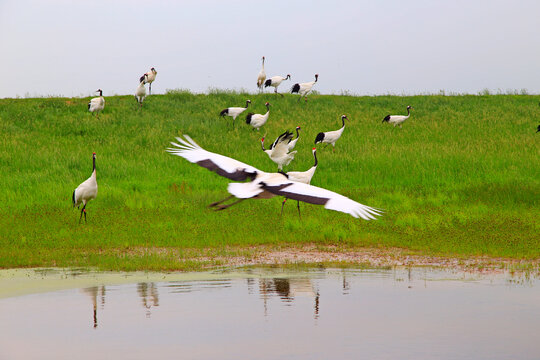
87, 67, 158, 116
256, 56, 318, 100
75, 57, 417, 223
78, 67, 157, 222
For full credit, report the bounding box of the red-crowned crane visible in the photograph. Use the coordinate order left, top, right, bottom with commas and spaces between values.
166, 135, 382, 219
282, 147, 318, 216
220, 100, 251, 127
261, 130, 297, 170
382, 106, 413, 127
135, 74, 147, 107
246, 102, 270, 130
72, 153, 98, 223
291, 74, 318, 101
88, 89, 105, 117
256, 57, 266, 92
315, 115, 347, 150
287, 126, 301, 151
264, 74, 291, 96
139, 67, 157, 94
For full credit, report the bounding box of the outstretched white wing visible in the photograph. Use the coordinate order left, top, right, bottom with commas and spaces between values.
270, 131, 294, 157
260, 179, 382, 220
167, 135, 261, 181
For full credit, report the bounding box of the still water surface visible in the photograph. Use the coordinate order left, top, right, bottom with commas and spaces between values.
0, 268, 539, 360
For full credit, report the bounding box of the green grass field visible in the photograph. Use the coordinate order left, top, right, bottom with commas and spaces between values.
0, 91, 538, 270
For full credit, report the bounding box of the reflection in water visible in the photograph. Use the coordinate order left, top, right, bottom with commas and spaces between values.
258, 278, 320, 318
3, 269, 540, 360
81, 286, 105, 328
137, 283, 159, 318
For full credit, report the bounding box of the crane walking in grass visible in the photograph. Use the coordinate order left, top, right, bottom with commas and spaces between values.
291, 74, 318, 101
261, 130, 297, 171
140, 67, 157, 94
88, 89, 105, 117
264, 74, 291, 96
220, 100, 251, 127
382, 105, 413, 127
315, 115, 347, 150
135, 74, 148, 107
166, 135, 382, 219
73, 153, 98, 224
257, 56, 266, 92
246, 102, 271, 130
282, 147, 318, 216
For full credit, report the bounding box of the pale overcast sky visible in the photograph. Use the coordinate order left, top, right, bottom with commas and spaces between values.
1, 0, 539, 98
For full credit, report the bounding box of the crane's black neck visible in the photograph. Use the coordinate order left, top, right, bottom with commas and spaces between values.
245, 100, 251, 108
407, 107, 410, 116
92, 156, 96, 172
341, 117, 346, 127
313, 151, 318, 167
266, 103, 270, 110
98, 90, 103, 96
295, 128, 300, 138
261, 140, 266, 151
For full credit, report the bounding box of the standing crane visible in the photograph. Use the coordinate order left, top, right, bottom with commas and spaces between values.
88, 89, 105, 117
315, 115, 347, 150
140, 67, 157, 94
256, 57, 266, 92
264, 74, 291, 96
382, 106, 413, 127
72, 153, 98, 223
291, 74, 318, 101
220, 100, 251, 127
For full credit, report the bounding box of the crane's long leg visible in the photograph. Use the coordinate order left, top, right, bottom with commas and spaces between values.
84, 208, 87, 223
149, 83, 152, 95
208, 195, 234, 208
213, 198, 245, 211
296, 200, 301, 219
79, 204, 86, 224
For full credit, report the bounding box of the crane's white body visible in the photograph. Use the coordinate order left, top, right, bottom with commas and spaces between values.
287, 126, 301, 151
287, 149, 317, 184
383, 106, 412, 127
73, 171, 98, 208
225, 107, 248, 120
88, 90, 105, 115
135, 78, 147, 106
257, 57, 266, 91
73, 153, 98, 223
140, 68, 157, 94
262, 131, 297, 171
265, 75, 290, 94
246, 103, 270, 130
315, 115, 346, 147
291, 74, 318, 100
166, 135, 382, 219
220, 100, 251, 126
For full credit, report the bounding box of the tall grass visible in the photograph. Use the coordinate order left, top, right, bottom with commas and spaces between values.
0, 92, 538, 270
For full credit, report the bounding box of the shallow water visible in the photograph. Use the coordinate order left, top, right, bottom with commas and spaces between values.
0, 268, 539, 360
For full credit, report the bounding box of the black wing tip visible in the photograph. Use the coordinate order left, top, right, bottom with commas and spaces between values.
314, 132, 324, 144
264, 79, 272, 87
291, 83, 300, 93
220, 109, 228, 116
246, 113, 253, 124
383, 115, 390, 122
72, 190, 76, 205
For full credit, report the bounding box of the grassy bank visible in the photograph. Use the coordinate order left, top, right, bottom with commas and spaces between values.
0, 91, 538, 270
